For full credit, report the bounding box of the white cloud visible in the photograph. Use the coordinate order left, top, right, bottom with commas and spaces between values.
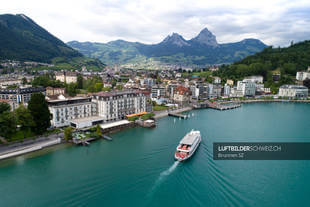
0, 0, 310, 46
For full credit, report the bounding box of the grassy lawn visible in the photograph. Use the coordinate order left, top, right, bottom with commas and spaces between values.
153, 105, 169, 111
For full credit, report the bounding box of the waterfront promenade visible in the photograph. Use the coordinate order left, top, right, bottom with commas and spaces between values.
0, 133, 63, 160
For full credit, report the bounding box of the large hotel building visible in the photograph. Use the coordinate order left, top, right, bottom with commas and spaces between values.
47, 90, 148, 128
91, 90, 147, 122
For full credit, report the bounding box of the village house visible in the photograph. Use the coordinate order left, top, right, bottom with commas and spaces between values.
173, 85, 191, 104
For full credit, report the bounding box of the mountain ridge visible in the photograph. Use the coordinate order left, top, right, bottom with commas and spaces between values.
0, 14, 105, 70
0, 13, 82, 62
68, 28, 267, 68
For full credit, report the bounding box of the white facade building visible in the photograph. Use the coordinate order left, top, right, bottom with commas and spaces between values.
140, 78, 156, 87
296, 71, 310, 81
279, 85, 308, 98
55, 71, 77, 83
230, 87, 244, 97
208, 84, 222, 98
213, 77, 221, 84
48, 97, 98, 128
224, 84, 231, 97
237, 81, 256, 96
243, 76, 263, 83
0, 87, 46, 105
92, 90, 147, 122
151, 86, 166, 98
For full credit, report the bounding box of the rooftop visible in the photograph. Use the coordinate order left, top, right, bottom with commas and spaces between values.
100, 120, 130, 130
70, 116, 104, 124
92, 90, 145, 97
180, 130, 200, 145
280, 85, 308, 89
47, 96, 91, 103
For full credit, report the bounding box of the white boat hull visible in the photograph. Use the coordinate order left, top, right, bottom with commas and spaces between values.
174, 136, 201, 161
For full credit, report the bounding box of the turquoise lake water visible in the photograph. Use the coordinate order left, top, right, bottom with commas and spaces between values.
1, 102, 310, 207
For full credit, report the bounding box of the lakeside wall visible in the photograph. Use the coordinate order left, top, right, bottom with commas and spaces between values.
220, 99, 310, 104
0, 138, 61, 160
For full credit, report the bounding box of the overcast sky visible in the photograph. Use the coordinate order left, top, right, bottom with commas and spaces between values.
1, 0, 310, 46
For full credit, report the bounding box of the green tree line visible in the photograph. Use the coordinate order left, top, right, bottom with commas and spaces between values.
0, 93, 51, 141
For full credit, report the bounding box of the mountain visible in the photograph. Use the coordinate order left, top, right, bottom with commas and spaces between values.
0, 14, 82, 62
161, 33, 190, 47
213, 40, 310, 93
0, 14, 104, 70
190, 28, 218, 47
68, 28, 267, 69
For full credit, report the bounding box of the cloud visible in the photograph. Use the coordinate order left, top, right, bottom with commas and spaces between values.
0, 0, 310, 46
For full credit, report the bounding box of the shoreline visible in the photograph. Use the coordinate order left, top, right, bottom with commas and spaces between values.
219, 99, 310, 104
0, 101, 307, 162
0, 138, 62, 161
0, 107, 193, 162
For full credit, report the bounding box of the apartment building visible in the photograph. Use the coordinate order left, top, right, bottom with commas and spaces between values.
243, 76, 264, 84
237, 81, 256, 97
46, 87, 65, 96
92, 90, 147, 122
279, 85, 308, 98
296, 71, 310, 81
208, 84, 222, 98
0, 87, 46, 105
48, 97, 98, 128
173, 85, 191, 103
151, 85, 166, 98
55, 71, 77, 83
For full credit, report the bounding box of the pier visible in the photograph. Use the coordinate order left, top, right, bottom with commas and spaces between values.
208, 103, 241, 111
195, 101, 241, 111
73, 137, 96, 145
103, 135, 112, 141
168, 112, 188, 119
73, 135, 112, 146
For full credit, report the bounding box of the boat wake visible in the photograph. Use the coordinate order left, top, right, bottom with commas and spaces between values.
148, 161, 180, 196
160, 161, 179, 177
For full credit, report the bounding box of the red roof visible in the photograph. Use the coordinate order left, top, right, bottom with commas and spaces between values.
175, 85, 191, 95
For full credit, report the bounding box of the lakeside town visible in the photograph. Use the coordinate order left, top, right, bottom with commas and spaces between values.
0, 59, 309, 159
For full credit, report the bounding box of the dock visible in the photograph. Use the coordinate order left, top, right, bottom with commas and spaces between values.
208, 103, 241, 111
73, 137, 96, 145
168, 112, 187, 119
103, 135, 112, 141
195, 101, 241, 111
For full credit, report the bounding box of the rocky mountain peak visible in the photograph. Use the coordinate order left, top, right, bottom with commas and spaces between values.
191, 27, 218, 47
162, 33, 190, 47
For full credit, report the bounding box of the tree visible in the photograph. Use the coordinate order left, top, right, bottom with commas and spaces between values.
102, 86, 111, 92
0, 111, 16, 139
303, 78, 310, 89
28, 93, 51, 134
15, 105, 35, 132
156, 75, 162, 84
111, 79, 117, 88
77, 75, 83, 89
96, 125, 102, 137
116, 85, 123, 90
32, 75, 64, 88
66, 83, 77, 96
94, 82, 103, 92
64, 127, 73, 141
0, 102, 10, 114
22, 77, 27, 85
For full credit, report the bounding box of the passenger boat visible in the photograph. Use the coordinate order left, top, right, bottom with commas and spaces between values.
174, 130, 201, 161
